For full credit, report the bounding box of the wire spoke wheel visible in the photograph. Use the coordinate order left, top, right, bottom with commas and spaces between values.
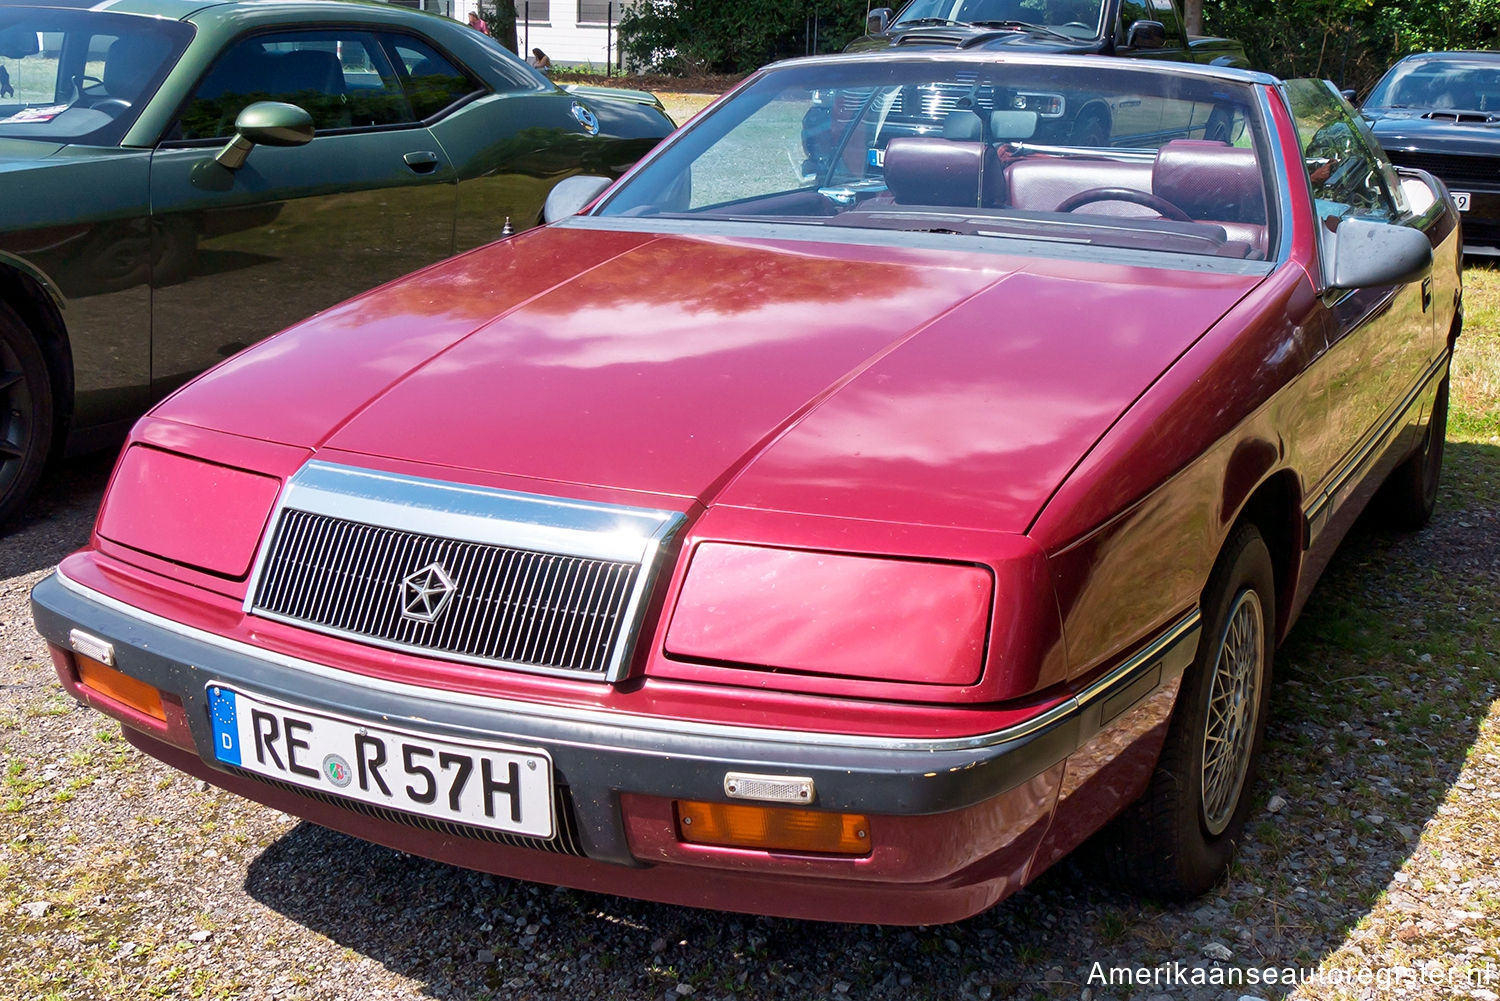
1199, 589, 1264, 836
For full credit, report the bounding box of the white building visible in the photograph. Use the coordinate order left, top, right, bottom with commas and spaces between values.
396, 0, 630, 71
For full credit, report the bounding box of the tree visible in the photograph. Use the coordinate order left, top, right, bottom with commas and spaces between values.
1184, 0, 1202, 35
483, 0, 521, 54
619, 0, 870, 75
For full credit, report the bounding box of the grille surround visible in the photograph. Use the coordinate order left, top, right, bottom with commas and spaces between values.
245, 462, 685, 683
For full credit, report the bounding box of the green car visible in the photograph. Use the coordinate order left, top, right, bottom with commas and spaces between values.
0, 0, 673, 526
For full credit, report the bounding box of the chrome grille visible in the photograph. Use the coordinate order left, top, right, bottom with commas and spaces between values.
245, 462, 685, 683
231, 767, 587, 855
254, 510, 639, 676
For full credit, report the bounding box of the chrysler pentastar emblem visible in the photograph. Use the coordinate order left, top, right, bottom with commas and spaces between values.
400, 562, 456, 623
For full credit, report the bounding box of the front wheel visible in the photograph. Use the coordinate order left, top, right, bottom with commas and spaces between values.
1103, 523, 1275, 899
0, 302, 54, 529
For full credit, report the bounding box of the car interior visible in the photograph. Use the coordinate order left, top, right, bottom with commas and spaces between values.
602, 68, 1277, 261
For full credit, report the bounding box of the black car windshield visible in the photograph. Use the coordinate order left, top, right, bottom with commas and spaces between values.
0, 8, 192, 144
891, 0, 1104, 38
1365, 54, 1500, 113
595, 59, 1275, 261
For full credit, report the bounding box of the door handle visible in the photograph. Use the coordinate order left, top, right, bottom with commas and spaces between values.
1421, 277, 1433, 312
403, 150, 441, 174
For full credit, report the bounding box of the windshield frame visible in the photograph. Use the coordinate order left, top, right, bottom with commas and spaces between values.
591, 55, 1281, 270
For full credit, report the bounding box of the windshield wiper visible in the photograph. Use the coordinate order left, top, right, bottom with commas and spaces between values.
966, 19, 1074, 39
894, 17, 967, 27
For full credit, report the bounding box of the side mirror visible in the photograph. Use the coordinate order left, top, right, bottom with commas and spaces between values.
867, 8, 893, 34
1323, 217, 1433, 290
1126, 20, 1167, 49
1340, 88, 1358, 103
544, 175, 613, 222
215, 101, 315, 170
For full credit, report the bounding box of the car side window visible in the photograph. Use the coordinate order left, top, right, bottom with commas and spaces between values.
1283, 78, 1403, 224
1117, 0, 1151, 34
175, 30, 412, 141
1147, 0, 1180, 37
383, 36, 482, 121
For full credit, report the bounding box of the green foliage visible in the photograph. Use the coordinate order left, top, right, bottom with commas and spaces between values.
619, 0, 871, 75
1208, 0, 1500, 92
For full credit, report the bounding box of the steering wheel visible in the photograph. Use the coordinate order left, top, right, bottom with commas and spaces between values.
1061, 21, 1092, 29
92, 98, 132, 116
1056, 187, 1192, 222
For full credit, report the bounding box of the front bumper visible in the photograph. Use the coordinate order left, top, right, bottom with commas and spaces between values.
32, 567, 1197, 923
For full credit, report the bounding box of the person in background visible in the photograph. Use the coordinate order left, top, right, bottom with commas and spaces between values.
529, 48, 552, 71
467, 11, 490, 34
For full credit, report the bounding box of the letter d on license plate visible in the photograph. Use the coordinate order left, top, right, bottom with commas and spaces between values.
207, 685, 554, 838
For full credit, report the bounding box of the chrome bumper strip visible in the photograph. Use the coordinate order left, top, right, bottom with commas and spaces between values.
52, 568, 1199, 755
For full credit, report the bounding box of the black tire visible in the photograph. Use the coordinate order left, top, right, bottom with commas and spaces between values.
1102, 523, 1275, 899
1071, 112, 1110, 147
1378, 377, 1447, 531
1205, 107, 1235, 144
0, 301, 53, 529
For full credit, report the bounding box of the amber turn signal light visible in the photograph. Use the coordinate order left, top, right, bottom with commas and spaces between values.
675, 800, 871, 856
75, 655, 166, 722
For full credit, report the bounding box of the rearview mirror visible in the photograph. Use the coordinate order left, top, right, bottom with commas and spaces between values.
1323, 217, 1433, 290
544, 175, 612, 222
867, 8, 893, 34
215, 101, 315, 170
1126, 20, 1167, 49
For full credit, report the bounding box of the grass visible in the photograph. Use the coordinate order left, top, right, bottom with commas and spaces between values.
1453, 261, 1500, 439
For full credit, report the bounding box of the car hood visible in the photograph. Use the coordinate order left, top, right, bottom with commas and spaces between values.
156, 225, 1262, 533
0, 138, 68, 168
1366, 108, 1500, 151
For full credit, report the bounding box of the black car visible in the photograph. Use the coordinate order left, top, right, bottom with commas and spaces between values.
1362, 50, 1500, 255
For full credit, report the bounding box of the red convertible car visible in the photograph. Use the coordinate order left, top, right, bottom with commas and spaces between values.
32, 53, 1460, 924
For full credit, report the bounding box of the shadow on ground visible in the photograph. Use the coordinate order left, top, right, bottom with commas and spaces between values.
0, 452, 116, 579
237, 444, 1498, 1001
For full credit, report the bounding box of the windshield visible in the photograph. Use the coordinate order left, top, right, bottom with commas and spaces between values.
596, 59, 1275, 261
0, 8, 192, 144
1365, 55, 1500, 113
891, 0, 1104, 38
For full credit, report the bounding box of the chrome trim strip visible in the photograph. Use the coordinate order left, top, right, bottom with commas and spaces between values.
242, 462, 687, 683
253, 461, 681, 565
55, 569, 1199, 756
1304, 350, 1449, 533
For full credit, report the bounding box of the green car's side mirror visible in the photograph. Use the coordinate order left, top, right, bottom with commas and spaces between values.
215, 102, 316, 170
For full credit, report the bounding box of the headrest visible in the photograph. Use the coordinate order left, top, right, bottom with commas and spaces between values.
277, 49, 346, 96
1152, 140, 1265, 223
103, 37, 173, 100
883, 138, 984, 207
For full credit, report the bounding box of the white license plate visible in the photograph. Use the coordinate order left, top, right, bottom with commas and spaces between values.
1454, 191, 1471, 211
207, 685, 554, 838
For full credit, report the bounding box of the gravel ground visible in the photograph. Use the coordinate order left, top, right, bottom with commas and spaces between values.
2, 410, 1498, 997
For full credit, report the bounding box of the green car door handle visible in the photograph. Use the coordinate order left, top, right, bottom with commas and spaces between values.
403, 151, 441, 174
